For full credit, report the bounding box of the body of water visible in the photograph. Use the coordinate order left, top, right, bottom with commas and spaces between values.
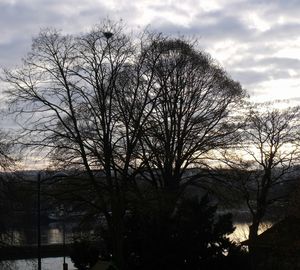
1, 219, 274, 269
1, 222, 83, 270
3, 257, 76, 270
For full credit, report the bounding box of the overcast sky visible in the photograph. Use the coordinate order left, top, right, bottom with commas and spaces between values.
1, 0, 300, 103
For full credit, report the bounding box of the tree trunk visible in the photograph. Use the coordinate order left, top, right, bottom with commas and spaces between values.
110, 186, 126, 270
248, 216, 261, 270
248, 219, 259, 245
112, 225, 125, 270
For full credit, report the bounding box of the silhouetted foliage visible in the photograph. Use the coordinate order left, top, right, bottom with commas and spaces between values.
100, 195, 248, 270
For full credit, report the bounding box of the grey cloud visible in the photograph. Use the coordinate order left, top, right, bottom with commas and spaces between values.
0, 37, 32, 68
1, 0, 300, 102
231, 68, 292, 87
258, 23, 300, 42
263, 0, 300, 19
232, 57, 300, 71
231, 70, 269, 86
0, 1, 117, 66
134, 5, 300, 94
148, 11, 255, 42
258, 57, 300, 70
147, 2, 191, 17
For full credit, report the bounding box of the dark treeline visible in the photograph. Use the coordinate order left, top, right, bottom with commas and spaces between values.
1, 20, 300, 270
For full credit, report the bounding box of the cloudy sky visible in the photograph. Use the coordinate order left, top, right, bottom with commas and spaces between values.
1, 0, 300, 103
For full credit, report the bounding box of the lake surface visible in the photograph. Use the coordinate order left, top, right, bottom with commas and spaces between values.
2, 222, 79, 270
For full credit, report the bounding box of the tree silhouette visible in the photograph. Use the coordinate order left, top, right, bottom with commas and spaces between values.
220, 103, 300, 248
3, 21, 244, 269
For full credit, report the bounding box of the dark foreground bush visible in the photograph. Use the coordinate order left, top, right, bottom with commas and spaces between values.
70, 240, 99, 270
100, 195, 250, 270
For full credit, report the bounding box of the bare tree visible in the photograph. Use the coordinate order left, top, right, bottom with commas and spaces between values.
3, 21, 244, 269
3, 22, 167, 268
138, 39, 244, 208
221, 104, 300, 246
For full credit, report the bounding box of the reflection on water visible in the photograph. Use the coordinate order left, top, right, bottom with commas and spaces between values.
1, 223, 80, 269
47, 228, 62, 244
6, 221, 272, 244
6, 222, 273, 245
1, 223, 74, 246
3, 257, 76, 270
230, 222, 273, 243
